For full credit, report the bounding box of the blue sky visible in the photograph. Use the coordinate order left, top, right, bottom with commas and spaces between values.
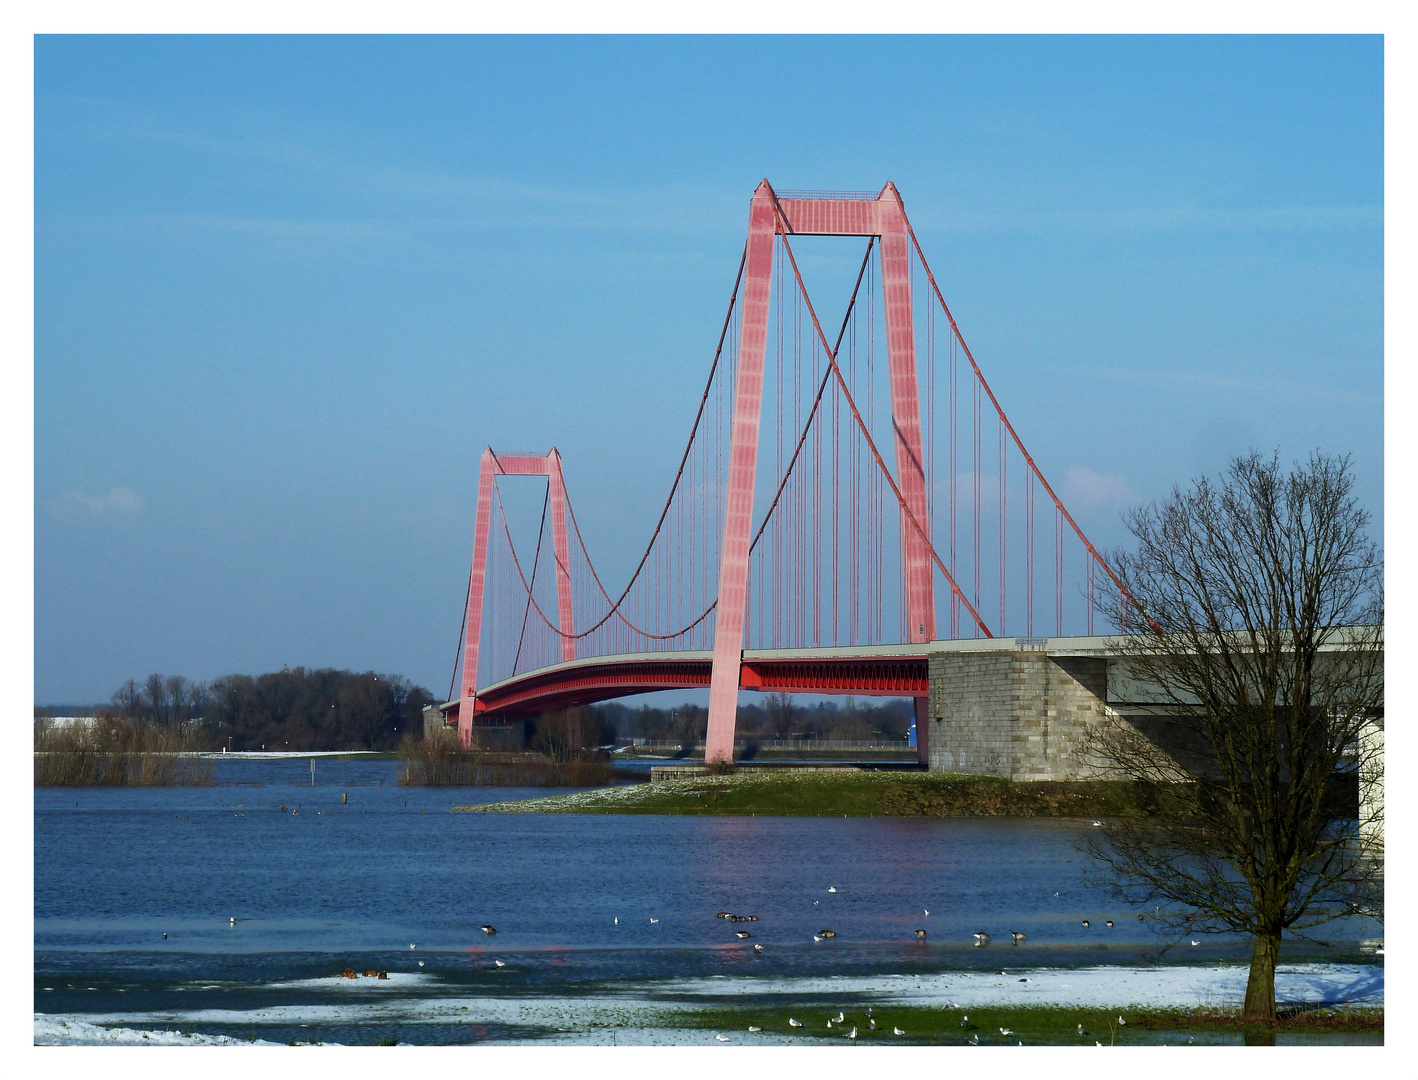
34, 35, 1383, 704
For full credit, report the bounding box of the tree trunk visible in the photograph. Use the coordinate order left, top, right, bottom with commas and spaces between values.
1242, 931, 1281, 1022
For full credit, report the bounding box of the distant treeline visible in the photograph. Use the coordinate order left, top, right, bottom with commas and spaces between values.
38, 669, 437, 752
584, 694, 914, 746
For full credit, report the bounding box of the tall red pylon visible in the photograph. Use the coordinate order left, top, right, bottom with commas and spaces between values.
704, 181, 935, 765
458, 448, 575, 748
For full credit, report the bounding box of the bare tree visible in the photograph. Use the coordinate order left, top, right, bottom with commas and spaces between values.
1084, 451, 1383, 1023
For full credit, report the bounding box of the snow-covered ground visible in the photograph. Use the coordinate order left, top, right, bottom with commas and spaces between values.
34, 962, 1380, 1046
34, 1015, 288, 1046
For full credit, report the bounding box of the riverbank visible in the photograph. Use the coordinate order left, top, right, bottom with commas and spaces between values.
34, 963, 1382, 1045
459, 770, 1184, 817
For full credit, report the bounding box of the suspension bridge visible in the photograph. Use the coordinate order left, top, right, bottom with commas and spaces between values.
439, 180, 1132, 766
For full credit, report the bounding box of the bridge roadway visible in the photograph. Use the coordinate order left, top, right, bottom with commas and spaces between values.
439, 635, 1118, 725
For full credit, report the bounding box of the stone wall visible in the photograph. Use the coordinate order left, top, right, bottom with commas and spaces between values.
926, 648, 1110, 780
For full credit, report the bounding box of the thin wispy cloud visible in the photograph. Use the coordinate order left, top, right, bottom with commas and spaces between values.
911, 204, 1381, 237
1063, 466, 1134, 510
66, 487, 145, 516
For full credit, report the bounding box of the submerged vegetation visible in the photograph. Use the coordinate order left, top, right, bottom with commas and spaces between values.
33, 717, 213, 786
462, 770, 1193, 816
397, 733, 617, 787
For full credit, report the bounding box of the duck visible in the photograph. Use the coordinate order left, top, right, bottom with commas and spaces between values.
973, 931, 991, 945
1105, 920, 1114, 928
480, 925, 497, 935
1011, 931, 1026, 944
1081, 920, 1090, 928
914, 929, 927, 940
735, 930, 752, 939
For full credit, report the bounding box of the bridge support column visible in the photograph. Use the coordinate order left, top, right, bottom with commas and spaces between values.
458, 448, 577, 749
879, 185, 936, 648
705, 181, 777, 764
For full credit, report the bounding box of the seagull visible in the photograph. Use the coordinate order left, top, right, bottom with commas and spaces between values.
418, 961, 424, 967
960, 1015, 970, 1027
715, 1034, 729, 1042
827, 1019, 834, 1028
788, 1018, 803, 1028
1082, 920, 1090, 928
614, 917, 619, 925
813, 935, 822, 942
893, 1027, 906, 1036
1077, 1024, 1086, 1036
1105, 920, 1114, 928
973, 931, 991, 946
1011, 931, 1026, 944
736, 930, 751, 939
1092, 820, 1102, 827
1000, 1027, 1013, 1036
410, 944, 417, 949
924, 908, 930, 915
813, 900, 819, 906
162, 933, 167, 940
868, 1019, 876, 1030
748, 1026, 761, 1032
1118, 1015, 1126, 1026
229, 917, 236, 925
753, 944, 763, 954
915, 929, 927, 940
834, 1012, 845, 1023
866, 1008, 873, 1016
649, 918, 659, 924
494, 960, 505, 968
846, 1027, 857, 1040
828, 886, 837, 893
969, 1034, 979, 1045
480, 926, 497, 935
1190, 939, 1200, 946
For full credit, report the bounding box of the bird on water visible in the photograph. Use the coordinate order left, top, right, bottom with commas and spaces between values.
827, 886, 837, 893
973, 931, 991, 946
753, 944, 763, 954
1081, 920, 1090, 928
1011, 931, 1026, 944
1105, 920, 1114, 928
480, 925, 497, 935
915, 929, 927, 940
736, 930, 752, 939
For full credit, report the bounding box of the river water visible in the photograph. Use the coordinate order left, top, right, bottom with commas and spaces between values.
34, 755, 1383, 1045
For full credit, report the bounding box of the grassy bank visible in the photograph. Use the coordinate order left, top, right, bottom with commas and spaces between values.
398, 735, 617, 787
34, 718, 213, 786
652, 1002, 1382, 1046
459, 770, 1187, 817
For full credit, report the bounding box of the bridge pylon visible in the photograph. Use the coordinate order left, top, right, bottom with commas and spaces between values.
705, 180, 935, 765
458, 447, 575, 748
